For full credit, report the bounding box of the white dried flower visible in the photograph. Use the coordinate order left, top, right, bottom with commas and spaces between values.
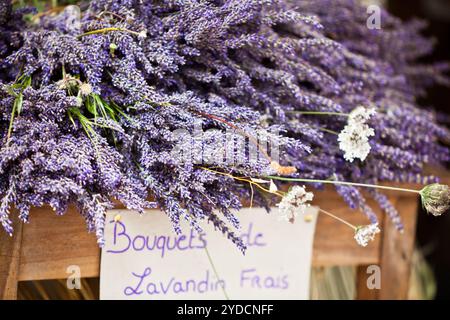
269, 179, 278, 193
56, 74, 79, 90
420, 183, 450, 216
338, 106, 376, 162
56, 79, 65, 90
354, 223, 380, 247
277, 185, 314, 223
338, 122, 374, 162
138, 30, 147, 39
79, 82, 93, 96
348, 106, 376, 125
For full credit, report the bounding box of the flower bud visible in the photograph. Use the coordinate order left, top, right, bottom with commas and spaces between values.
79, 83, 92, 96
420, 183, 450, 216
354, 223, 380, 247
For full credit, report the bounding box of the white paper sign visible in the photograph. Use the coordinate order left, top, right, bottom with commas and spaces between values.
100, 207, 318, 300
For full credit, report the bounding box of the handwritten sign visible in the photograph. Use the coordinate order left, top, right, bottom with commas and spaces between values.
100, 207, 318, 300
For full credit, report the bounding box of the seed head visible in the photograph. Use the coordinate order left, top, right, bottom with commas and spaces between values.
420, 183, 450, 216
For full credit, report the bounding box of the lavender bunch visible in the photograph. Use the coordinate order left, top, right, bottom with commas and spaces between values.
150, 0, 449, 229
280, 0, 450, 228
0, 0, 449, 250
1, 0, 304, 250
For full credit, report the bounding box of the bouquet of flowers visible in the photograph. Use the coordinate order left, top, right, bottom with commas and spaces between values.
0, 0, 449, 252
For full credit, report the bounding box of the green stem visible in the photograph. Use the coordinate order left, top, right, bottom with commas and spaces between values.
78, 27, 141, 39
204, 246, 229, 300
288, 111, 350, 117
318, 127, 339, 135
7, 101, 17, 142
319, 209, 356, 231
264, 176, 422, 194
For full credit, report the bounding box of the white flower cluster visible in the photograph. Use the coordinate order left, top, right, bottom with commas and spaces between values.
348, 106, 376, 124
338, 106, 376, 162
277, 185, 314, 223
354, 223, 380, 247
79, 82, 93, 96
138, 30, 147, 39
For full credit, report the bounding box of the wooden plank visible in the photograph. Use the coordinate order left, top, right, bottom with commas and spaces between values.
312, 196, 382, 266
355, 265, 379, 300
0, 214, 23, 299
355, 197, 399, 300
378, 197, 418, 299
19, 206, 100, 281
15, 185, 420, 282
16, 190, 396, 281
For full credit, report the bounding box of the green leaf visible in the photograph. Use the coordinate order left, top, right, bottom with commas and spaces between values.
85, 95, 97, 116
15, 92, 23, 115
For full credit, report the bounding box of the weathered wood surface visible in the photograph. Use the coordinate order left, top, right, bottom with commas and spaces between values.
16, 188, 416, 282
0, 181, 427, 299
18, 206, 100, 282
355, 265, 379, 300
378, 197, 419, 299
0, 214, 23, 299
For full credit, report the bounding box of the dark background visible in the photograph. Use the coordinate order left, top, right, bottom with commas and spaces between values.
389, 0, 450, 300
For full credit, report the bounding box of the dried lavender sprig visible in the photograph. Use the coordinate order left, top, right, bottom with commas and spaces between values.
265, 175, 422, 194
265, 175, 450, 216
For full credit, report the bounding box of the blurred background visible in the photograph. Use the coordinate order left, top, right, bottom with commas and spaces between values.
387, 0, 450, 301
10, 0, 450, 300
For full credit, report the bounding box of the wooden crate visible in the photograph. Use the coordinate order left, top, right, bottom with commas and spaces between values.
0, 184, 425, 300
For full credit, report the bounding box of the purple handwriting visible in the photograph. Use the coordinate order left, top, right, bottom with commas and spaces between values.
123, 266, 289, 296
240, 268, 289, 290
124, 267, 225, 296
106, 220, 207, 257
107, 220, 266, 257
240, 222, 267, 247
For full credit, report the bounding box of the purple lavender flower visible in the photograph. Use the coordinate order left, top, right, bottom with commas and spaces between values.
0, 0, 448, 248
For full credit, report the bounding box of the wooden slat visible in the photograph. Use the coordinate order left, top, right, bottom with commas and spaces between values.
378, 197, 419, 299
19, 206, 100, 281
355, 265, 380, 300
312, 196, 382, 266
0, 214, 23, 299
16, 189, 403, 281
